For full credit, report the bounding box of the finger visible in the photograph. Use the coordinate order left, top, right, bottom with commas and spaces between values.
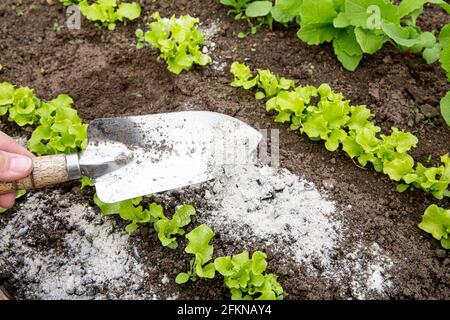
0, 193, 16, 209
0, 150, 33, 181
0, 131, 33, 158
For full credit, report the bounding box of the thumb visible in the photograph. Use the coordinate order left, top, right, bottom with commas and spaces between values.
0, 151, 33, 182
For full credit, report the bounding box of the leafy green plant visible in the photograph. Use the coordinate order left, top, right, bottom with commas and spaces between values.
80, 176, 95, 189
93, 193, 196, 246
230, 62, 450, 199
28, 95, 88, 155
420, 23, 450, 127
220, 0, 252, 16
94, 194, 157, 232
0, 83, 40, 126
440, 91, 450, 127
221, 0, 448, 71
397, 154, 450, 199
176, 224, 216, 284
60, 0, 141, 30
214, 250, 283, 300
154, 204, 196, 249
297, 0, 445, 71
423, 24, 450, 66
176, 224, 284, 300
220, 0, 272, 34
221, 0, 300, 30
135, 12, 212, 74
0, 82, 88, 156
419, 204, 450, 249
0, 82, 88, 213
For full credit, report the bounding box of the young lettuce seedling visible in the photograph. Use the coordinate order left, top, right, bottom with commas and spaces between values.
94, 192, 196, 247
176, 224, 284, 300
59, 0, 141, 30
419, 205, 450, 249
0, 82, 88, 212
176, 224, 216, 284
214, 250, 284, 300
0, 82, 88, 156
135, 12, 212, 74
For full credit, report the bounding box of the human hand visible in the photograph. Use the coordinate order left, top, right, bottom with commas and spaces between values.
0, 131, 33, 208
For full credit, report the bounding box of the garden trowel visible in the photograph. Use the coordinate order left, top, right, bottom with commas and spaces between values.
0, 111, 262, 203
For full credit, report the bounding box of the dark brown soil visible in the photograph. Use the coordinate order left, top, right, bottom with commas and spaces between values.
0, 0, 449, 300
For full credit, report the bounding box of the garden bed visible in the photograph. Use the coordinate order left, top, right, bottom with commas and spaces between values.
0, 0, 449, 299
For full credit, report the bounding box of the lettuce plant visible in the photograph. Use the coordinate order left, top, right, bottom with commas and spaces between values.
0, 83, 40, 126
230, 62, 450, 199
214, 251, 284, 300
28, 95, 88, 155
419, 204, 450, 249
297, 0, 446, 71
0, 82, 88, 156
176, 224, 284, 300
0, 82, 88, 213
60, 0, 141, 30
176, 224, 216, 284
135, 12, 211, 74
94, 194, 159, 232
424, 23, 450, 127
220, 0, 301, 30
221, 0, 448, 71
94, 193, 196, 247
154, 205, 196, 249
441, 91, 450, 127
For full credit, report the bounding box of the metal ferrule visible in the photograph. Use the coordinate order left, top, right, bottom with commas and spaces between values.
66, 153, 81, 181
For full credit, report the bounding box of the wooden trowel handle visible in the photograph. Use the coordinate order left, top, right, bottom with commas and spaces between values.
0, 154, 80, 194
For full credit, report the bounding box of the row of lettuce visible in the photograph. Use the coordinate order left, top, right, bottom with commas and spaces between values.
0, 83, 283, 300
221, 0, 450, 128
57, 1, 450, 125
93, 194, 283, 299
229, 61, 450, 247
222, 0, 450, 71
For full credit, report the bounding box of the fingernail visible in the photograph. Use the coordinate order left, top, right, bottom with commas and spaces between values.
10, 156, 32, 173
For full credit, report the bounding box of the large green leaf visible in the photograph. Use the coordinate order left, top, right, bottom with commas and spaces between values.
398, 0, 444, 18
333, 38, 363, 71
300, 0, 338, 25
440, 40, 450, 81
245, 1, 273, 17
354, 27, 387, 53
381, 21, 421, 47
440, 91, 450, 127
297, 23, 338, 45
271, 0, 303, 23
419, 205, 450, 241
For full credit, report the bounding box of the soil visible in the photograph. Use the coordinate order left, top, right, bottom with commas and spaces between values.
1, 0, 450, 300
